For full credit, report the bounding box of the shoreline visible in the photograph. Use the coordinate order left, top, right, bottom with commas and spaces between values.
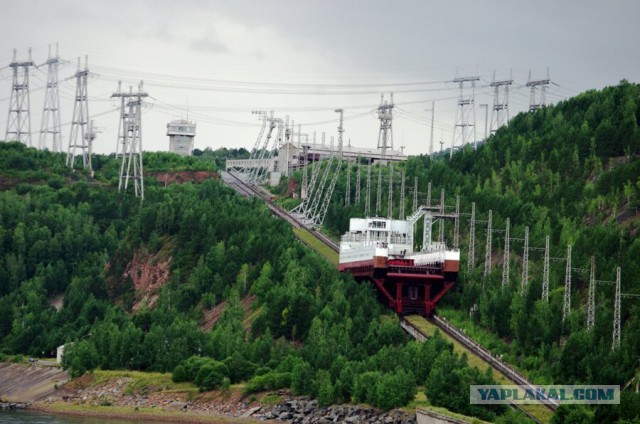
32, 401, 268, 424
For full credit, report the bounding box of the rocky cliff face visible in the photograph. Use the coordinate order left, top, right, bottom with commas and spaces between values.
149, 171, 218, 185
123, 249, 172, 312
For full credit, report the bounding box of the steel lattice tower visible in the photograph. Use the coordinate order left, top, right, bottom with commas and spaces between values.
453, 195, 460, 249
365, 160, 371, 216
301, 145, 309, 199
293, 132, 324, 216
377, 94, 394, 157
399, 171, 405, 220
314, 109, 344, 226
586, 256, 596, 331
5, 48, 34, 145
355, 159, 361, 204
345, 159, 351, 206
376, 165, 382, 214
562, 245, 572, 323
387, 164, 393, 219
413, 177, 418, 213
484, 210, 493, 279
502, 218, 510, 288
612, 267, 621, 350
527, 69, 550, 112
112, 81, 133, 157
306, 137, 334, 220
67, 57, 91, 170
438, 189, 445, 244
542, 235, 550, 302
489, 71, 513, 135
423, 182, 432, 250
119, 81, 148, 200
468, 202, 476, 271
521, 226, 529, 295
450, 75, 480, 157
39, 44, 62, 151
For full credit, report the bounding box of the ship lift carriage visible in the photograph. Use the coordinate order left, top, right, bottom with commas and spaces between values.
338, 207, 459, 316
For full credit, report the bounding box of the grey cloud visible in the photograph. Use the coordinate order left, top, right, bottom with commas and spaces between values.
190, 36, 228, 54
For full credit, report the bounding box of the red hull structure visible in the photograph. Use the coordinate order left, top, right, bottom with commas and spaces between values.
339, 216, 459, 316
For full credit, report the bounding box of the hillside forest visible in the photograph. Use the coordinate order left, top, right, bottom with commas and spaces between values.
0, 81, 639, 423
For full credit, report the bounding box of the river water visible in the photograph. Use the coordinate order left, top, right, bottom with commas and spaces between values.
0, 409, 156, 423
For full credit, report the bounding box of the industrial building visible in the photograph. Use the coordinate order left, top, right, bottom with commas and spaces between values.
167, 119, 196, 156
225, 141, 406, 185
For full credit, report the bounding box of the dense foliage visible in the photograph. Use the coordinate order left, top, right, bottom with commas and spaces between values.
3, 81, 638, 422
0, 142, 506, 419
307, 82, 640, 422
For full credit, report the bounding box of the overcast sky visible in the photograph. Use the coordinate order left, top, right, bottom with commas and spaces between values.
1, 0, 638, 156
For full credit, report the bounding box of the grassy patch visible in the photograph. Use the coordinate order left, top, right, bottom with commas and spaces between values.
89, 370, 196, 394
293, 227, 338, 265
260, 393, 281, 405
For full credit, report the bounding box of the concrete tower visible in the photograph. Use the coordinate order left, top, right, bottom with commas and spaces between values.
167, 119, 196, 156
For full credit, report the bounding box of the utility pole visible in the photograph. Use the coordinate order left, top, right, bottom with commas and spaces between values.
5, 48, 34, 145
377, 93, 394, 158
562, 245, 572, 323
67, 56, 91, 170
489, 70, 513, 134
586, 256, 596, 331
527, 69, 551, 111
451, 74, 480, 157
502, 218, 510, 288
542, 235, 550, 302
468, 202, 476, 272
39, 43, 62, 151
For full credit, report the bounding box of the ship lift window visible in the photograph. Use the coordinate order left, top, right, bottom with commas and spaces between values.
369, 220, 386, 229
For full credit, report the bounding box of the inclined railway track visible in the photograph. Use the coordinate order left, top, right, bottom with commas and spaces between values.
221, 170, 555, 421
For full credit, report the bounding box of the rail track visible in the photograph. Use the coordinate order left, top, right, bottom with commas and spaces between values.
221, 170, 555, 421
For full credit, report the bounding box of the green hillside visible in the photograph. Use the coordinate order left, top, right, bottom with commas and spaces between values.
300, 81, 640, 422
0, 142, 521, 422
